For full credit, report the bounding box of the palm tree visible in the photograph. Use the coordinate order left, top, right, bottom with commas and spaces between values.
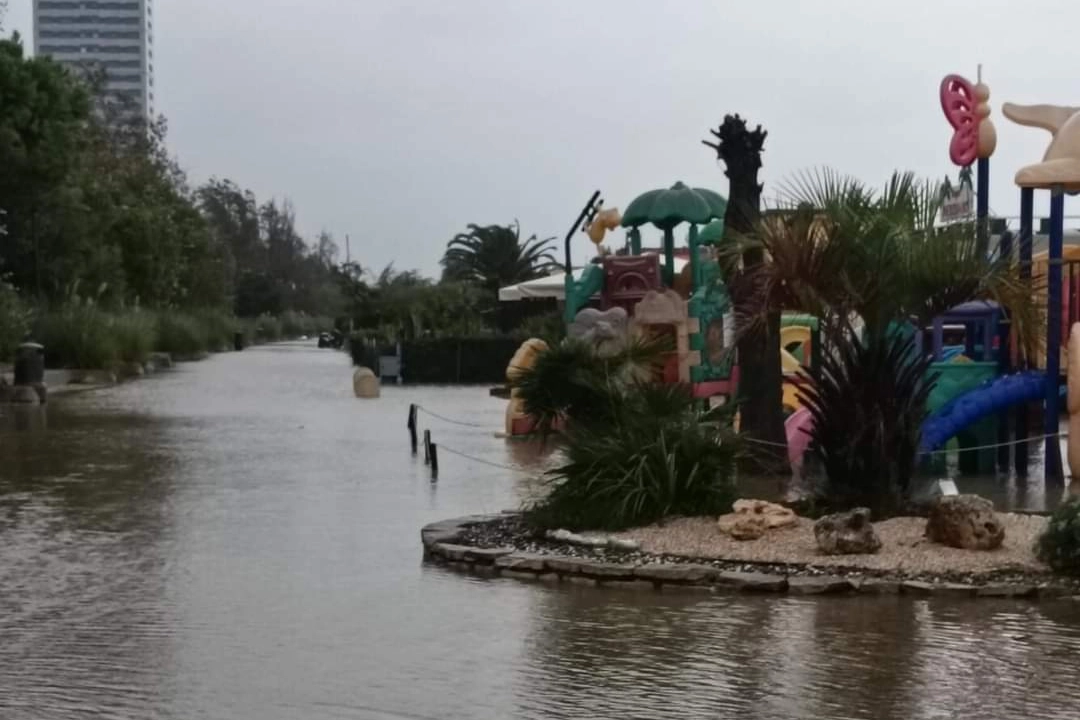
703, 114, 788, 474
731, 168, 1039, 513
441, 221, 558, 298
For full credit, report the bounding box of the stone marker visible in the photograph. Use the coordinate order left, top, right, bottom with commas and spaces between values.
353, 367, 380, 398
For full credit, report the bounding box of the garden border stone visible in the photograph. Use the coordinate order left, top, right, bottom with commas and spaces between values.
421, 514, 1080, 601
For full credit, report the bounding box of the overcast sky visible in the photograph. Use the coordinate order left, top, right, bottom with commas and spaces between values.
6, 0, 1080, 276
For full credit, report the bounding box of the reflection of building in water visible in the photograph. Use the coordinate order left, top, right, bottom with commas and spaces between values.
33, 0, 155, 120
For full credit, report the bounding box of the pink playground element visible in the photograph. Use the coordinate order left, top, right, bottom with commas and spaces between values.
691, 367, 740, 399
940, 74, 980, 166
785, 406, 814, 472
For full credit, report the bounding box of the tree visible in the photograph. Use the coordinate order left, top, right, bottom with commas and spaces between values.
0, 35, 91, 299
315, 231, 339, 268
441, 221, 558, 300
703, 115, 789, 474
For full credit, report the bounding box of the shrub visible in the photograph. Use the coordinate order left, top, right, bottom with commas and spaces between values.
193, 309, 237, 351
799, 328, 935, 517
155, 313, 209, 358
525, 383, 741, 531
0, 280, 30, 363
514, 311, 566, 345
112, 311, 156, 364
1036, 498, 1080, 574
279, 310, 332, 338
253, 313, 283, 343
37, 305, 119, 369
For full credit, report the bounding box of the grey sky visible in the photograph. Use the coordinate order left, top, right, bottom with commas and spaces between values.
7, 0, 1080, 276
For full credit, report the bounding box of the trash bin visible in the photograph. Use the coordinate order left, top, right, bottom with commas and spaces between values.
14, 342, 44, 386
234, 331, 244, 352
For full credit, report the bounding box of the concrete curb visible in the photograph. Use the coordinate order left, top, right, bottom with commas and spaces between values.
421, 514, 1076, 600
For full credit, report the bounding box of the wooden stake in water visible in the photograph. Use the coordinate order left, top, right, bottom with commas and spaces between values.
423, 429, 431, 465
430, 443, 439, 481
407, 404, 418, 455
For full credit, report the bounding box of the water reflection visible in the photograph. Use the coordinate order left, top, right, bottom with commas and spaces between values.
2, 344, 1080, 719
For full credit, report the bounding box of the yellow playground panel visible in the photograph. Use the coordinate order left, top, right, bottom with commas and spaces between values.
780, 322, 814, 410
1027, 246, 1080, 371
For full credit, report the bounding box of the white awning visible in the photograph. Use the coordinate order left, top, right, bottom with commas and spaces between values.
498, 255, 688, 302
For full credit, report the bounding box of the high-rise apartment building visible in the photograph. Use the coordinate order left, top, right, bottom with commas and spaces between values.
33, 0, 155, 119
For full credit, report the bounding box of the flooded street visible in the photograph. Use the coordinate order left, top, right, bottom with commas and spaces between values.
3, 343, 1080, 719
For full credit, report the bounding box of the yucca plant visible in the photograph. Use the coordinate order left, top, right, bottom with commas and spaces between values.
798, 329, 936, 516
510, 332, 672, 434
525, 382, 741, 531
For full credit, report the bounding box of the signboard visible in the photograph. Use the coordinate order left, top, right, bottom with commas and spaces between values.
940, 184, 974, 223
939, 168, 975, 224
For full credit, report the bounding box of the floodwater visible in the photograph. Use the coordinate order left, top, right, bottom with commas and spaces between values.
2, 343, 1080, 720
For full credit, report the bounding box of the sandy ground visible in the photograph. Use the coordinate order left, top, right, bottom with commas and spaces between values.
612, 514, 1050, 574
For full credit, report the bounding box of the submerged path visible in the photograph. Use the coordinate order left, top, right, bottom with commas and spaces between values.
2, 342, 1080, 719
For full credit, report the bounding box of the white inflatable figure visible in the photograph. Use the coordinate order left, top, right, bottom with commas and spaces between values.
1002, 102, 1080, 190
1068, 324, 1080, 483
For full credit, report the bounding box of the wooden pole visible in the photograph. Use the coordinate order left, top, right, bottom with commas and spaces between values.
423, 429, 431, 464
430, 443, 439, 480
407, 403, 418, 455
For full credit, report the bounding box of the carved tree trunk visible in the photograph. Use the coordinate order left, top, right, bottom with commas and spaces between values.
704, 115, 789, 474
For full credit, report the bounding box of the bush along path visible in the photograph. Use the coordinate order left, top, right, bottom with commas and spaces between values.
1, 310, 334, 401
421, 513, 1080, 600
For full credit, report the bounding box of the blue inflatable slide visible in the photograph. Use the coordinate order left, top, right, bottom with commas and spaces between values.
919, 371, 1048, 454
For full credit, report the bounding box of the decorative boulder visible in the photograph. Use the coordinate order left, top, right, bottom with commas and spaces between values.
718, 499, 797, 540
568, 307, 630, 357
353, 367, 380, 398
925, 494, 1004, 550
814, 508, 882, 555
717, 514, 769, 541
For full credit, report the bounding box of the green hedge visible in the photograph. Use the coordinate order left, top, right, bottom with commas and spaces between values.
349, 335, 522, 384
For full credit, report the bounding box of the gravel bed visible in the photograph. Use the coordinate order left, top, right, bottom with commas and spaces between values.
614, 514, 1049, 574
457, 513, 1072, 588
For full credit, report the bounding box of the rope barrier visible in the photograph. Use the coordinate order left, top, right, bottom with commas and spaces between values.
744, 431, 1069, 456
435, 443, 523, 472
414, 405, 489, 428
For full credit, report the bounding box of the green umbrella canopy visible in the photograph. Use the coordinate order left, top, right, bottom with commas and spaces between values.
697, 219, 726, 245
620, 182, 727, 230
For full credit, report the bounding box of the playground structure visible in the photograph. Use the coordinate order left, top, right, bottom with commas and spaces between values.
559, 183, 738, 400
794, 72, 1080, 482
498, 68, 1080, 484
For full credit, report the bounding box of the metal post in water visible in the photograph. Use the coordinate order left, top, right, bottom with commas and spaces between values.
1016, 187, 1034, 477
1045, 189, 1065, 483
976, 156, 990, 256
997, 230, 1013, 469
